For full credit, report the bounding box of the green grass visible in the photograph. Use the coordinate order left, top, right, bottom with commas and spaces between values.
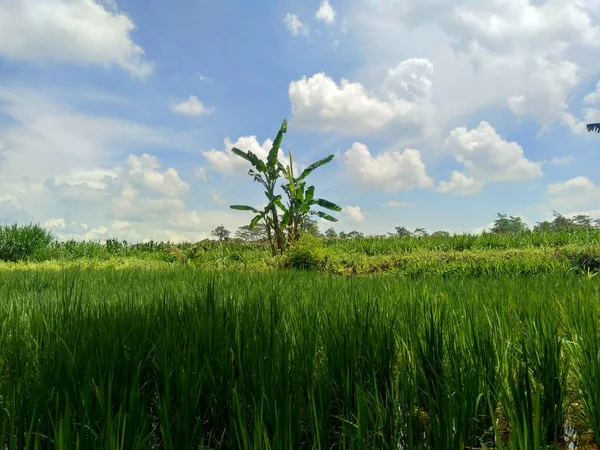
0, 268, 599, 449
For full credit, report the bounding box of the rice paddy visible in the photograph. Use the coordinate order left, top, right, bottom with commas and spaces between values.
0, 267, 599, 449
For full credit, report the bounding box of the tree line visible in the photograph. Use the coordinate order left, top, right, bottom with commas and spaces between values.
211, 211, 600, 242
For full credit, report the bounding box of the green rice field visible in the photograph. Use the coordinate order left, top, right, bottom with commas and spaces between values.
1, 267, 600, 449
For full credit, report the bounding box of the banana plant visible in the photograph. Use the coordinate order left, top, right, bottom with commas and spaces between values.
587, 123, 600, 133
279, 150, 341, 244
229, 120, 287, 255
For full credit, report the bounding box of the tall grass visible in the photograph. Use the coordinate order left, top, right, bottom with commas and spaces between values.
0, 223, 53, 262
0, 268, 598, 448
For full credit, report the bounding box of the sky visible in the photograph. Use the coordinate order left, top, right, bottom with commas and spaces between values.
0, 0, 599, 242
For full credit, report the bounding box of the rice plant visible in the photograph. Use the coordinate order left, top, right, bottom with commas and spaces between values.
0, 268, 599, 448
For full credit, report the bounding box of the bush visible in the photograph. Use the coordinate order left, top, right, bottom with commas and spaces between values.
0, 223, 54, 262
285, 234, 326, 270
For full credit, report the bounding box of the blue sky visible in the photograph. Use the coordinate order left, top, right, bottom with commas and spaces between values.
0, 0, 599, 242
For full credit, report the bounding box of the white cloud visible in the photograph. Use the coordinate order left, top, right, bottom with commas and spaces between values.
343, 205, 365, 222
195, 167, 209, 181
171, 96, 213, 116
43, 218, 67, 229
126, 154, 189, 198
540, 156, 575, 165
315, 0, 336, 25
584, 81, 600, 104
283, 13, 308, 36
211, 190, 226, 205
0, 86, 170, 191
343, 142, 434, 191
436, 170, 485, 195
0, 0, 153, 78
0, 87, 246, 242
381, 58, 434, 102
351, 0, 600, 131
507, 58, 579, 125
383, 200, 410, 208
546, 176, 600, 211
547, 176, 598, 197
289, 59, 435, 135
202, 135, 291, 175
438, 121, 542, 194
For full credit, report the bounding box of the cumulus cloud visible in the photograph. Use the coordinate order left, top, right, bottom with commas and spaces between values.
315, 0, 336, 25
436, 171, 485, 195
342, 205, 365, 222
547, 176, 598, 197
283, 13, 308, 36
438, 121, 542, 195
352, 0, 600, 131
584, 81, 600, 104
289, 58, 435, 135
126, 154, 189, 198
0, 87, 245, 242
202, 135, 291, 175
0, 0, 153, 78
343, 142, 434, 191
171, 96, 213, 116
507, 58, 579, 125
545, 176, 600, 211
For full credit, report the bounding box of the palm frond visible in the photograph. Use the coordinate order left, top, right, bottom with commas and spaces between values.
587, 123, 600, 133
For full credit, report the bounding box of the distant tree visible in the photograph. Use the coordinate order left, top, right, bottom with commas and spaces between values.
324, 227, 338, 239
490, 213, 528, 234
390, 226, 412, 237
413, 227, 427, 237
533, 220, 553, 233
572, 214, 594, 228
235, 224, 268, 242
302, 217, 322, 237
211, 225, 231, 241
346, 230, 364, 239
430, 230, 451, 238
534, 211, 597, 232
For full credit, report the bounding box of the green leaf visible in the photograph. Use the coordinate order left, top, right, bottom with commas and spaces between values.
232, 147, 267, 172
314, 211, 338, 222
268, 119, 287, 167
587, 123, 600, 133
315, 198, 342, 212
281, 211, 291, 229
306, 185, 315, 202
297, 154, 335, 181
249, 214, 263, 229
274, 196, 288, 212
230, 205, 260, 213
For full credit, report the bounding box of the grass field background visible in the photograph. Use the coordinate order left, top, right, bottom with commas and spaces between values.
0, 268, 598, 449
1, 224, 600, 448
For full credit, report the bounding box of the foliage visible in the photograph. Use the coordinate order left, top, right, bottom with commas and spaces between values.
491, 213, 528, 234
324, 227, 338, 239
278, 150, 341, 245
235, 224, 268, 242
284, 232, 326, 270
0, 269, 598, 447
0, 223, 53, 262
230, 119, 289, 255
211, 225, 231, 241
535, 210, 600, 232
230, 119, 340, 254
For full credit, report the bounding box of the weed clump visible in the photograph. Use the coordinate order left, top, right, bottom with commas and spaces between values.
285, 233, 326, 270
0, 223, 53, 262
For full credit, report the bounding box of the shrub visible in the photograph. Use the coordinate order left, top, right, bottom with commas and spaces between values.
0, 223, 53, 262
285, 233, 326, 270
